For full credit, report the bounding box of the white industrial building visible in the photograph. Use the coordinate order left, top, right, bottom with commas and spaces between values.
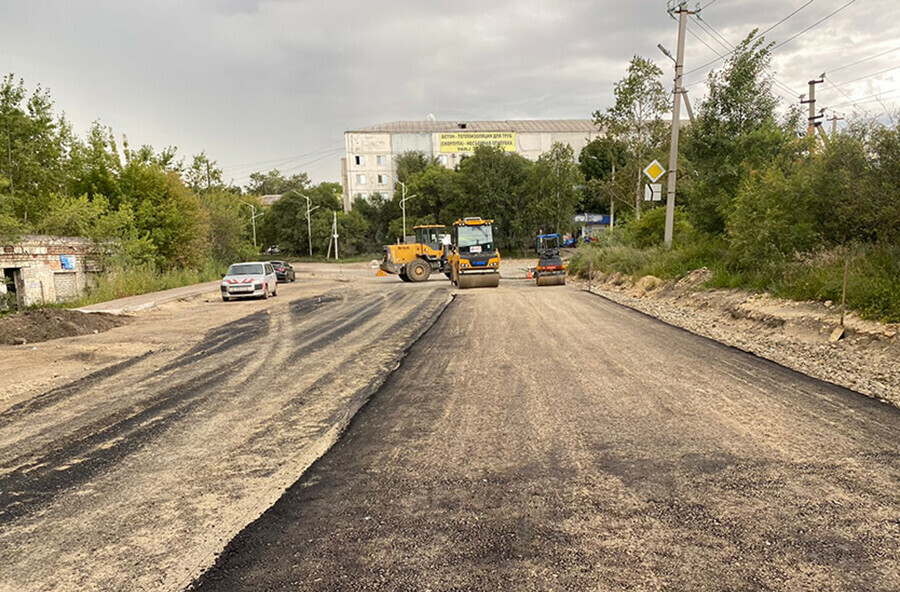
341, 120, 602, 212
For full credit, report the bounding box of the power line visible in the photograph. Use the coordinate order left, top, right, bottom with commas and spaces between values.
690, 18, 731, 53
825, 45, 900, 76
833, 64, 900, 87
684, 0, 817, 76
221, 140, 345, 172
686, 24, 729, 57
770, 0, 858, 53
700, 0, 719, 10
828, 87, 900, 109
683, 14, 801, 100
824, 77, 869, 114
759, 0, 817, 39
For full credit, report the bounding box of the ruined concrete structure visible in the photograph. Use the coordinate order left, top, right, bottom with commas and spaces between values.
1, 235, 101, 309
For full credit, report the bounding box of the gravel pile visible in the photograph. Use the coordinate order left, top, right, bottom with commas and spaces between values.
581, 272, 900, 407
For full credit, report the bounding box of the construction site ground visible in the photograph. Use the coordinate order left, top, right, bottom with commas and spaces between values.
2, 261, 899, 591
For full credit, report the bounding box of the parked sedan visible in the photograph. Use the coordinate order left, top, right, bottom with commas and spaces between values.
221, 261, 278, 301
269, 260, 295, 282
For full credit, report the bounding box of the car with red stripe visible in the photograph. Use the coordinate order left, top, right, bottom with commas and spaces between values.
221, 261, 278, 301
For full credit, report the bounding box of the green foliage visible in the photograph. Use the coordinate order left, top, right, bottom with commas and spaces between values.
394, 151, 435, 183
624, 205, 694, 249
683, 31, 788, 234
523, 142, 584, 237
245, 168, 309, 196
69, 261, 225, 308
725, 162, 819, 269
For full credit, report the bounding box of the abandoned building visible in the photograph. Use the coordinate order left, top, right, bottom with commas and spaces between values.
1, 235, 101, 311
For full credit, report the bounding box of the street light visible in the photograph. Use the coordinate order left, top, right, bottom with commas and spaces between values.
397, 181, 417, 242
286, 189, 319, 257
239, 200, 264, 249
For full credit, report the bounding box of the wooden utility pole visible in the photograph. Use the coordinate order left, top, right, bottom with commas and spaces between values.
663, 1, 695, 247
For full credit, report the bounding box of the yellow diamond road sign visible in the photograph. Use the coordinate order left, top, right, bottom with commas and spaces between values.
643, 160, 666, 182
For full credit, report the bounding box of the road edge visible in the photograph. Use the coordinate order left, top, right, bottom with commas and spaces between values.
175, 291, 456, 592
581, 285, 899, 409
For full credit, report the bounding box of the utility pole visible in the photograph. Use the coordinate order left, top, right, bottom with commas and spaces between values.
239, 201, 264, 249
827, 113, 845, 136
662, 2, 694, 247
802, 77, 825, 137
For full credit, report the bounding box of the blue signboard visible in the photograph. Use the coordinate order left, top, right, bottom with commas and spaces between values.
59, 255, 76, 270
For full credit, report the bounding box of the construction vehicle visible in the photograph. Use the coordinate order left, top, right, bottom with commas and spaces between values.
534, 233, 566, 286
379, 225, 450, 282
448, 218, 501, 289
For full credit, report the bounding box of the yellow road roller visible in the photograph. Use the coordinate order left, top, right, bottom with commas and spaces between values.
448, 218, 501, 289
535, 233, 566, 286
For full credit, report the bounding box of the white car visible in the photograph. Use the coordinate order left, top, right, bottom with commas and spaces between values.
221, 261, 278, 301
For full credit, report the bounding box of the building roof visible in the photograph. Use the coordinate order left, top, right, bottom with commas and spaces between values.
348, 120, 600, 134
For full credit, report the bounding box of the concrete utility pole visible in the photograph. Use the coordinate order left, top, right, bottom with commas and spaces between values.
827, 113, 845, 136
663, 2, 694, 247
802, 77, 825, 137
239, 201, 264, 248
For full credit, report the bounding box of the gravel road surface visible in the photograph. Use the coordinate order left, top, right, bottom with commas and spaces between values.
191, 281, 900, 592
0, 276, 449, 592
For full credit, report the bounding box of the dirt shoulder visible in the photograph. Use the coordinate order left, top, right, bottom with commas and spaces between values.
580, 268, 900, 407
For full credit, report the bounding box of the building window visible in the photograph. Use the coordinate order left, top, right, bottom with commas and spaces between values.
376, 155, 388, 166
438, 155, 448, 166
356, 174, 367, 185
377, 174, 388, 185
359, 193, 368, 200
354, 155, 365, 166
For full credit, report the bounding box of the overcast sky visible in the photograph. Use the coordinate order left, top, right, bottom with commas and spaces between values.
1, 0, 898, 186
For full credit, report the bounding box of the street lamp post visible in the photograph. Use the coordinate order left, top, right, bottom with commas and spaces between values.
397, 181, 417, 242
286, 189, 319, 257
239, 201, 264, 248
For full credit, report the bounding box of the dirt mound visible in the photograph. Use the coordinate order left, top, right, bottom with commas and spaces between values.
0, 309, 128, 345
675, 266, 713, 290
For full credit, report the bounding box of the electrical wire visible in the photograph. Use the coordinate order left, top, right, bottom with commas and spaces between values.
684, 0, 817, 76
770, 0, 858, 53
683, 14, 801, 100
833, 64, 900, 87
824, 46, 900, 76
221, 140, 345, 173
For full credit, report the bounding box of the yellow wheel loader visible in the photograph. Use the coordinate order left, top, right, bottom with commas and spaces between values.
379, 225, 451, 283
448, 218, 501, 289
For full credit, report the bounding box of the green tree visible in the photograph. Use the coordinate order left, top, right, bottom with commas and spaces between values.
0, 75, 73, 225
524, 142, 584, 237
455, 146, 533, 248
683, 31, 789, 234
184, 151, 224, 194
245, 169, 309, 195
69, 121, 122, 202
593, 56, 668, 219
395, 151, 436, 183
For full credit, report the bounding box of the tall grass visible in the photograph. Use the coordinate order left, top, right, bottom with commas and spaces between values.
67, 260, 226, 308
571, 241, 900, 324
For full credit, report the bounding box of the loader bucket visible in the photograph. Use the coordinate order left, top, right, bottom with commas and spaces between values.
458, 273, 500, 289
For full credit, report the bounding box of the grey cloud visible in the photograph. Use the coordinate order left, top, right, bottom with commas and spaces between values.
0, 0, 896, 184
